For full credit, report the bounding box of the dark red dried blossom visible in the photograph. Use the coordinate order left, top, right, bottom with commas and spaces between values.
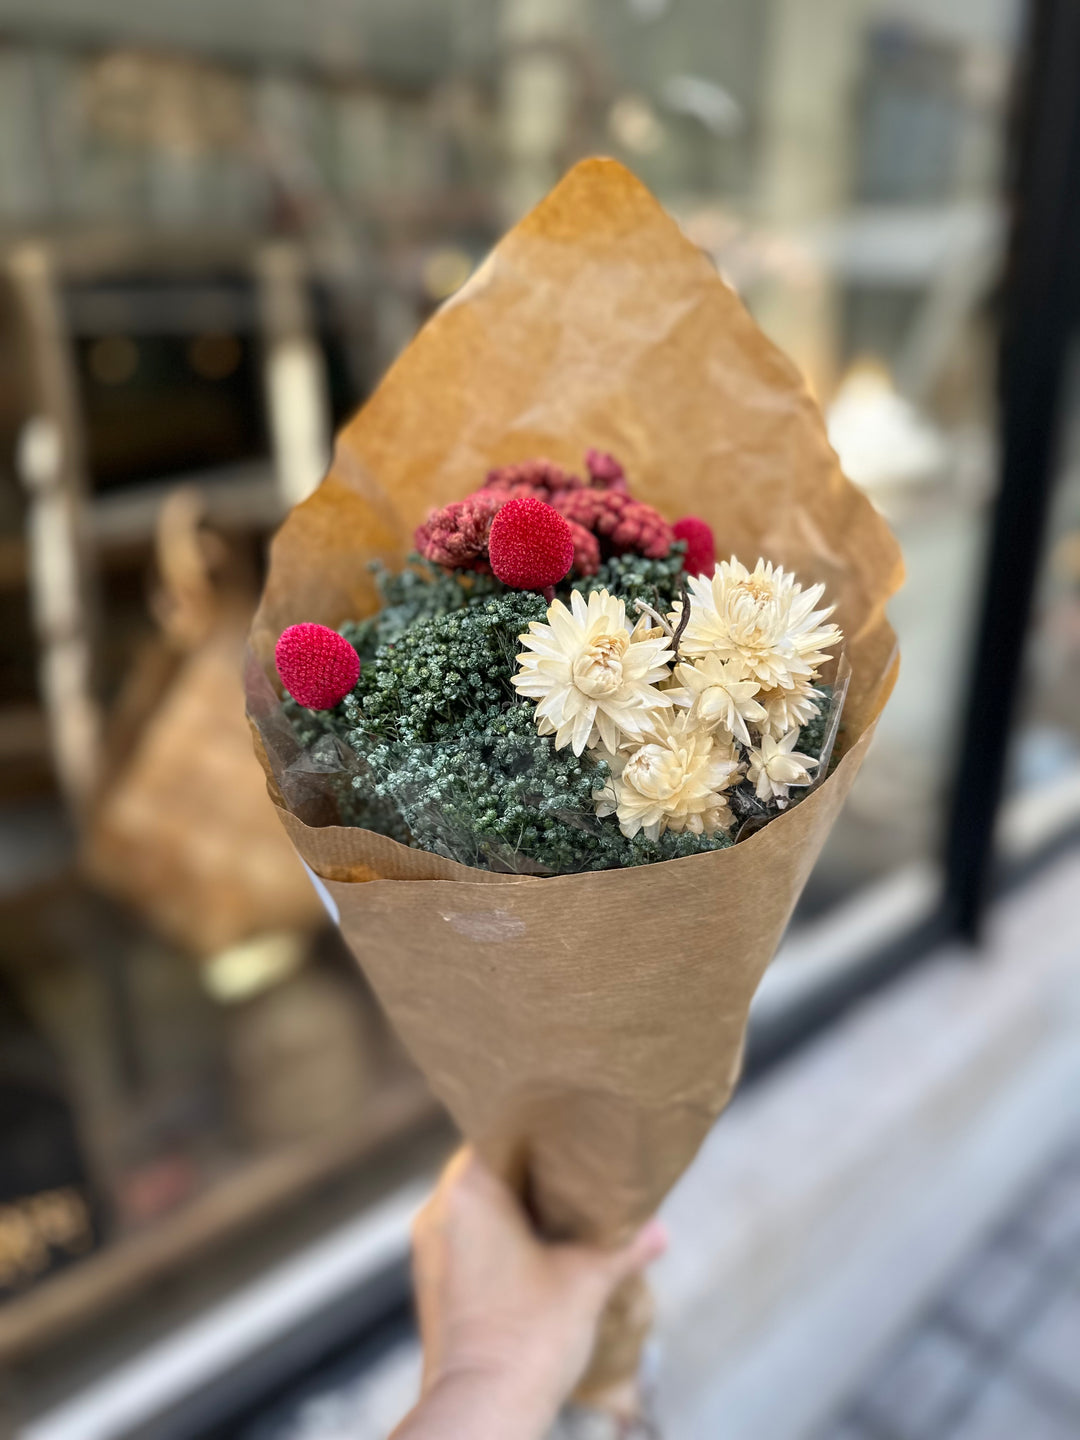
566, 519, 600, 577
275, 623, 360, 710
480, 477, 545, 503
672, 516, 716, 577
483, 457, 582, 501
414, 492, 502, 569
552, 489, 674, 559
584, 448, 628, 491
488, 497, 575, 589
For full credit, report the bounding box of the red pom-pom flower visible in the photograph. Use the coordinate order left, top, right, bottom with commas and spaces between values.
487, 496, 575, 589
275, 623, 360, 710
672, 516, 716, 577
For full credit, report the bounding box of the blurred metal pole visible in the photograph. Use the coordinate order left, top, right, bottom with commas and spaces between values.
497, 0, 580, 225
753, 0, 873, 400
255, 241, 333, 509
943, 0, 1080, 941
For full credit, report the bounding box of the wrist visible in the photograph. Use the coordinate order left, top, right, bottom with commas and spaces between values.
395, 1362, 558, 1440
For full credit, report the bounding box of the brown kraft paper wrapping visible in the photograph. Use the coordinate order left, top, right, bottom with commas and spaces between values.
247, 158, 903, 1408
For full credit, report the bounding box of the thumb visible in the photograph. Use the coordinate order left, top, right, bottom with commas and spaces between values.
603, 1217, 668, 1287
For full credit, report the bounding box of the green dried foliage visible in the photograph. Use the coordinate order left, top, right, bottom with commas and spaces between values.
280, 695, 411, 841
341, 547, 689, 663
282, 694, 349, 746
341, 558, 506, 661
344, 592, 547, 746
794, 685, 833, 763
572, 544, 688, 611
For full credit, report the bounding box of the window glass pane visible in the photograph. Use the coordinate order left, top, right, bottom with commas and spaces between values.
569, 0, 1024, 917
0, 0, 1030, 1406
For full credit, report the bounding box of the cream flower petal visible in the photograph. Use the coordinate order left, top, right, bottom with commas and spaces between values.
746, 728, 820, 804
591, 712, 741, 840
513, 589, 674, 755
571, 707, 594, 755
756, 674, 824, 739
671, 654, 767, 747
670, 556, 842, 694
593, 708, 622, 753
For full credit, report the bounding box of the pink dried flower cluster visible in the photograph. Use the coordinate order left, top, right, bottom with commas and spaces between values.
412, 449, 670, 576
583, 448, 628, 491
482, 451, 627, 501
413, 492, 501, 570
552, 489, 674, 560
565, 519, 600, 575
483, 457, 581, 500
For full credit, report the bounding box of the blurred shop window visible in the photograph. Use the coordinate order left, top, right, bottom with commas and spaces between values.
854, 25, 966, 204
0, 1, 1037, 1410
79, 51, 262, 228
639, 2, 1019, 915
72, 284, 269, 493
0, 19, 473, 1373
0, 974, 101, 1299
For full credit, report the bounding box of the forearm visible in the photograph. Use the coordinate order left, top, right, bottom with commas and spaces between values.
390, 1366, 555, 1440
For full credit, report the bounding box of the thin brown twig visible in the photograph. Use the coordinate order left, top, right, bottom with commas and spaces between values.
670, 580, 691, 661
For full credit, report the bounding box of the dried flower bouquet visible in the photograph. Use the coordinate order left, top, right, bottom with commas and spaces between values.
273, 448, 848, 876
246, 159, 902, 1413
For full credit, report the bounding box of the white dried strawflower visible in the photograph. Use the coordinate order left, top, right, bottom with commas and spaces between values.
593, 712, 741, 841
669, 654, 767, 747
746, 729, 819, 805
513, 589, 673, 756
755, 674, 824, 740
671, 557, 842, 690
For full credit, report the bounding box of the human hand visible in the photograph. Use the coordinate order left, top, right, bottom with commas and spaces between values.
392, 1147, 666, 1440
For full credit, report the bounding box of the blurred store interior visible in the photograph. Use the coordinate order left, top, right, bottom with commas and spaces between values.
2, 0, 1080, 1436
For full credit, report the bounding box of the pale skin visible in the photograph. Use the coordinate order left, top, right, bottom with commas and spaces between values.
391, 1149, 667, 1440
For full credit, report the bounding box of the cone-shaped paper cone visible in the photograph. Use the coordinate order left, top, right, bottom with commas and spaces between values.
247, 159, 902, 1408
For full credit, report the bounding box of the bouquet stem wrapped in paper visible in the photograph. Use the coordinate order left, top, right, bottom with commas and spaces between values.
247, 159, 902, 1410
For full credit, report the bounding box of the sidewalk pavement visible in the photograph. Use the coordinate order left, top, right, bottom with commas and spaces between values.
820, 1131, 1080, 1440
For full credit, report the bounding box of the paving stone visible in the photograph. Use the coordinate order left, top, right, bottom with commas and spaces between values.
946, 1374, 1077, 1440
1013, 1163, 1080, 1264
814, 1419, 879, 1440
244, 1340, 420, 1440
939, 1238, 1047, 1341
549, 1408, 658, 1439
1015, 1275, 1080, 1404
859, 1324, 982, 1438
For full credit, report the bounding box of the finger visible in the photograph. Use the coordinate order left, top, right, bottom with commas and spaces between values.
420, 1146, 485, 1229
437, 1145, 477, 1195
446, 1149, 535, 1237
555, 1218, 668, 1306
604, 1217, 668, 1284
